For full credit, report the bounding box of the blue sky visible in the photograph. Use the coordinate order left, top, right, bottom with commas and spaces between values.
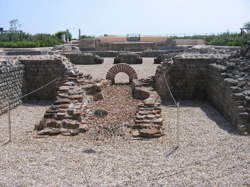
0, 0, 250, 37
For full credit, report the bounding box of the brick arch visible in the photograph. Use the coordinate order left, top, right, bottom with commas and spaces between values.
106, 63, 138, 83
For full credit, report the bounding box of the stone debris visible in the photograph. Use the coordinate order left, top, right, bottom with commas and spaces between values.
36, 74, 104, 136
154, 53, 179, 64
132, 78, 164, 138
84, 85, 141, 138
114, 52, 142, 64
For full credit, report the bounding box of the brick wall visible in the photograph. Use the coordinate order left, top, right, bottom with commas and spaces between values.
0, 60, 25, 114
63, 53, 103, 65
155, 53, 250, 134
207, 64, 239, 127
19, 55, 78, 100
155, 54, 226, 100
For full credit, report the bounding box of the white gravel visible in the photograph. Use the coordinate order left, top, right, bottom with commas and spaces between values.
0, 59, 249, 186
76, 57, 158, 83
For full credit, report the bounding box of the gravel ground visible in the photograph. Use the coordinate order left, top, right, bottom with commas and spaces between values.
85, 85, 140, 137
76, 58, 158, 83
0, 59, 249, 186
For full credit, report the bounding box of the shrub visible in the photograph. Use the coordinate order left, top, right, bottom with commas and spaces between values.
0, 40, 63, 48
55, 30, 72, 41
80, 35, 94, 39
0, 32, 64, 48
172, 32, 250, 46
205, 32, 250, 46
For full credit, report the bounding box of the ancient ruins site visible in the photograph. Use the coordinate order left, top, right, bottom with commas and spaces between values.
0, 39, 249, 186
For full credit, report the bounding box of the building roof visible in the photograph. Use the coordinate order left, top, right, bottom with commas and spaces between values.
97, 36, 168, 43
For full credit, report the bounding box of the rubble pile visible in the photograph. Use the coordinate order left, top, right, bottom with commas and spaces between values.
132, 78, 163, 138
36, 73, 105, 136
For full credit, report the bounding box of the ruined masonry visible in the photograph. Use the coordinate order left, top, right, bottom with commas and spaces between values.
132, 77, 163, 138
106, 63, 138, 84
155, 44, 250, 134
0, 58, 24, 113
36, 72, 106, 136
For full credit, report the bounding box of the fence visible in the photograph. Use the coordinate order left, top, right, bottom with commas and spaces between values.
1, 76, 60, 146
1, 73, 180, 149
163, 73, 181, 149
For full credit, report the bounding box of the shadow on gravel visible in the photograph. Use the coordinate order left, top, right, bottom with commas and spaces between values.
165, 146, 179, 159
22, 100, 53, 107
161, 100, 240, 135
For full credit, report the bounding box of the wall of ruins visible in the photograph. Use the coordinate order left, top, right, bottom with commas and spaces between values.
63, 53, 103, 65
155, 54, 222, 100
79, 38, 177, 52
155, 53, 250, 134
0, 60, 25, 114
207, 63, 239, 129
0, 55, 82, 115
18, 56, 77, 100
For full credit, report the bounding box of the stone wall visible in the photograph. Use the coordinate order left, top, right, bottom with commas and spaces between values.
207, 49, 250, 133
155, 54, 228, 100
155, 52, 250, 134
0, 55, 79, 114
63, 52, 103, 65
0, 59, 25, 114
97, 40, 177, 52
79, 38, 98, 51
79, 38, 177, 52
207, 64, 239, 128
82, 50, 183, 58
4, 49, 50, 56
17, 55, 78, 100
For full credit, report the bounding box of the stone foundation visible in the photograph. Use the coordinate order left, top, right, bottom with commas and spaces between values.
63, 52, 103, 65
155, 54, 228, 100
155, 51, 250, 134
18, 55, 78, 100
0, 55, 80, 114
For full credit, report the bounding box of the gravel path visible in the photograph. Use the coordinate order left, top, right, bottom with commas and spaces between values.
0, 59, 249, 186
0, 101, 249, 186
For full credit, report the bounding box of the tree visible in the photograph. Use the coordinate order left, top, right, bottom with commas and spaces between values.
9, 19, 21, 32
55, 30, 72, 42
65, 29, 72, 41
244, 21, 250, 29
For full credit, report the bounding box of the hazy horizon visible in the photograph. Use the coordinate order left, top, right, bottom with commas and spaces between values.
1, 0, 250, 37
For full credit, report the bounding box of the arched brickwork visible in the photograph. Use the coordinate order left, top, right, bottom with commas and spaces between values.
106, 63, 138, 83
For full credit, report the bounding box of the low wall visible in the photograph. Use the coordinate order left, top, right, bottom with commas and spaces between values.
83, 49, 184, 58
155, 54, 226, 100
91, 51, 119, 57
19, 55, 76, 100
63, 53, 103, 64
207, 64, 239, 127
4, 49, 49, 56
175, 39, 205, 45
0, 60, 25, 114
155, 53, 250, 134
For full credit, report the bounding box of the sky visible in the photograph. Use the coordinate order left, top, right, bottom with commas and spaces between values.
0, 0, 250, 37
